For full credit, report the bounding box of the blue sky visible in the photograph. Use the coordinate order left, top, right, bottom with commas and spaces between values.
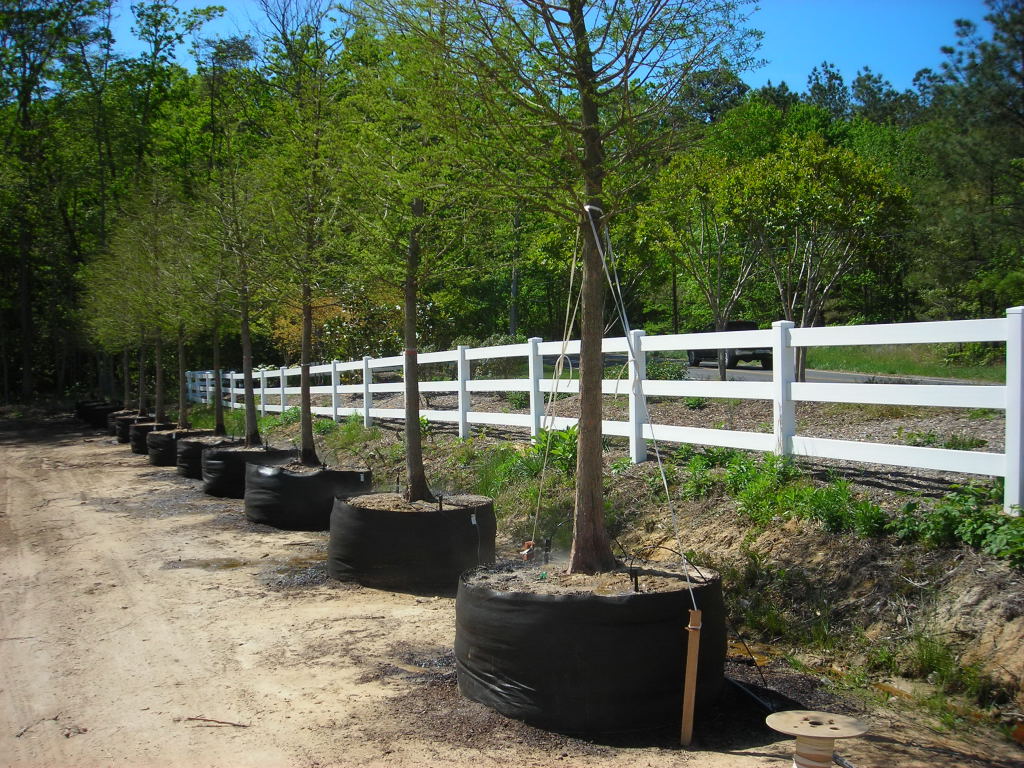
743, 0, 992, 91
109, 0, 993, 94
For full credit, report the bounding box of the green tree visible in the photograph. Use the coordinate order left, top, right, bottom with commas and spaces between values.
257, 0, 352, 465
909, 0, 1024, 319
376, 0, 760, 573
728, 134, 911, 379
0, 0, 103, 397
345, 23, 490, 501
641, 149, 761, 379
193, 35, 269, 444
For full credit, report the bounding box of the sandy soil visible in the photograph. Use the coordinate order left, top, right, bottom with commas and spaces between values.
1, 416, 1020, 768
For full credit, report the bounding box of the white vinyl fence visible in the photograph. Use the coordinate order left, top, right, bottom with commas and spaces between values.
188, 308, 1022, 513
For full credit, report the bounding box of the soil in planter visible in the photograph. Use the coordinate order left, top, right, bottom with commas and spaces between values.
128, 421, 174, 455
244, 463, 372, 531
328, 492, 497, 592
455, 560, 726, 735
176, 435, 241, 479
201, 445, 296, 498
148, 428, 213, 466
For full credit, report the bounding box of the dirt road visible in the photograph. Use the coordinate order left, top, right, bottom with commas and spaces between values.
1, 417, 1019, 768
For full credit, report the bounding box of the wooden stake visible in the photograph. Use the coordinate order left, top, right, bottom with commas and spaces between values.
680, 608, 702, 746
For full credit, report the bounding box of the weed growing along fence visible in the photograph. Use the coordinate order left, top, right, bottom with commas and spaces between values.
188, 308, 1023, 513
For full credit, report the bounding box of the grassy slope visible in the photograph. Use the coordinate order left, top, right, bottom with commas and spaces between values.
807, 344, 1004, 382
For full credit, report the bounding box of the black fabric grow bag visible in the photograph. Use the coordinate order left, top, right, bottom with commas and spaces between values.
328, 494, 496, 590
115, 414, 148, 443
74, 400, 103, 419
129, 422, 173, 454
107, 409, 133, 435
201, 446, 296, 498
454, 570, 726, 735
76, 401, 121, 428
244, 465, 373, 531
148, 429, 213, 466
85, 403, 122, 429
177, 437, 240, 479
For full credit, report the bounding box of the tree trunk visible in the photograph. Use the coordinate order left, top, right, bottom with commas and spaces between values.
177, 323, 190, 429
671, 254, 679, 334
566, 0, 615, 575
122, 349, 131, 407
404, 198, 433, 502
1, 328, 9, 404
240, 289, 261, 447
716, 318, 728, 382
212, 324, 225, 436
510, 209, 521, 335
154, 332, 165, 423
299, 281, 318, 466
56, 336, 67, 397
18, 243, 34, 399
137, 342, 147, 415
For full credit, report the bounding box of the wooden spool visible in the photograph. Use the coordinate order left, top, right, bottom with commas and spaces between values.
766, 710, 868, 768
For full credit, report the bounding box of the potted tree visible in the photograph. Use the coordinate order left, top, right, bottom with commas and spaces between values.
326, 25, 496, 589
377, 0, 756, 732
145, 196, 218, 466
225, 1, 369, 520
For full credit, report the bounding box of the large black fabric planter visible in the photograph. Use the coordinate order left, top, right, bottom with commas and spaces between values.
148, 429, 213, 466
328, 493, 496, 591
85, 403, 122, 429
115, 414, 148, 443
76, 401, 121, 428
244, 465, 373, 531
201, 446, 296, 498
129, 421, 174, 454
74, 400, 104, 419
108, 410, 137, 437
177, 437, 240, 479
454, 568, 726, 735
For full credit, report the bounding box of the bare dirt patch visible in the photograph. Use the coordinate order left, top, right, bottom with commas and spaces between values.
1, 414, 1021, 767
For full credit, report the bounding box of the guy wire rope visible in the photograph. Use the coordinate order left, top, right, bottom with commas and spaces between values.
584, 204, 697, 610
530, 226, 583, 546
586, 206, 775, 692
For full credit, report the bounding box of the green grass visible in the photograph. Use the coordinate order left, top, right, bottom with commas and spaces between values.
806, 344, 1004, 382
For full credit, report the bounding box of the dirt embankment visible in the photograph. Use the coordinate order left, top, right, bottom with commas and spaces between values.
0, 414, 1021, 768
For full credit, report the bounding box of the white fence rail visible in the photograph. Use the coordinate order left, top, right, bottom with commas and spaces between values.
187, 308, 1022, 513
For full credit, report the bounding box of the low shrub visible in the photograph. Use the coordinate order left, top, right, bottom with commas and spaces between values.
313, 417, 338, 435
646, 359, 687, 380
323, 413, 380, 453
888, 483, 1023, 568
506, 391, 529, 409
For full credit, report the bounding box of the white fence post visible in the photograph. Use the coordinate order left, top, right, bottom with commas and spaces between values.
457, 345, 470, 439
279, 366, 287, 412
206, 371, 213, 405
362, 356, 372, 427
330, 360, 340, 422
528, 337, 543, 438
258, 370, 266, 417
772, 321, 796, 456
629, 329, 647, 463
1005, 307, 1023, 515
228, 371, 236, 410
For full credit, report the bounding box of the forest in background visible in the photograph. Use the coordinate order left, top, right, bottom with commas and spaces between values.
1, 0, 1021, 401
